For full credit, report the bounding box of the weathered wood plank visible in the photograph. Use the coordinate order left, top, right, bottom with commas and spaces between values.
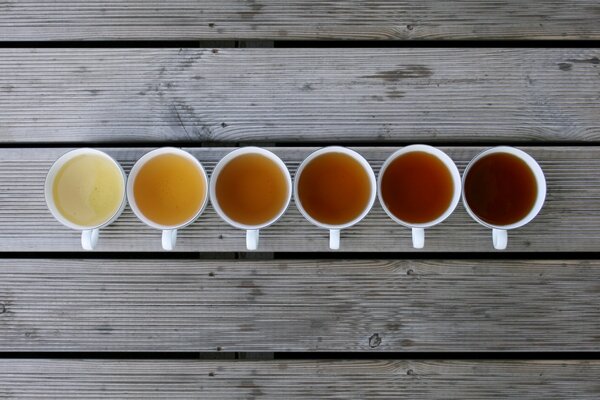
0, 146, 598, 252
1, 1, 600, 40
1, 359, 599, 398
1, 48, 599, 143
1, 259, 599, 351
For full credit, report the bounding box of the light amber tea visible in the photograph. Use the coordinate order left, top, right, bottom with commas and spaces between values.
298, 152, 371, 225
381, 151, 454, 224
215, 153, 289, 226
52, 154, 124, 227
464, 152, 537, 226
133, 154, 206, 226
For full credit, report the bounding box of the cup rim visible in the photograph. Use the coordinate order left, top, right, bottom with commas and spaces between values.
209, 146, 292, 230
293, 146, 377, 230
126, 147, 209, 230
377, 144, 462, 229
461, 146, 547, 230
44, 148, 127, 231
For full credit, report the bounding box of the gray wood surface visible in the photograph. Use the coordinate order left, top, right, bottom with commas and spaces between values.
2, 146, 599, 252
1, 258, 599, 352
1, 359, 599, 398
1, 48, 600, 143
1, 1, 600, 41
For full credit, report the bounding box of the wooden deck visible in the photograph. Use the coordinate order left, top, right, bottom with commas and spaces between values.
1, 48, 599, 143
0, 147, 598, 252
0, 1, 599, 398
2, 1, 600, 40
2, 360, 599, 399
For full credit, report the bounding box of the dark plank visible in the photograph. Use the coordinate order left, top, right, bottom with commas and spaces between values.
1, 359, 599, 398
1, 49, 599, 143
1, 1, 600, 40
2, 146, 599, 252
1, 259, 599, 351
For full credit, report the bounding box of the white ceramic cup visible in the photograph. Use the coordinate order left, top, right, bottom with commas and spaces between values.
462, 146, 546, 250
127, 147, 209, 251
294, 146, 376, 250
378, 145, 461, 249
45, 148, 127, 250
210, 147, 291, 251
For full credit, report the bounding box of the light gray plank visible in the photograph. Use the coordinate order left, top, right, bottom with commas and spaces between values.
0, 146, 598, 252
1, 48, 600, 143
1, 1, 600, 40
1, 258, 599, 351
1, 359, 599, 399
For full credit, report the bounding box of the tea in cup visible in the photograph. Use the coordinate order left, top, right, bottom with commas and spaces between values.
294, 147, 376, 250
210, 147, 291, 250
378, 145, 461, 249
127, 147, 208, 250
462, 146, 546, 250
45, 148, 127, 250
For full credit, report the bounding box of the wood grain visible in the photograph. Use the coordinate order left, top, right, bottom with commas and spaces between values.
1, 48, 600, 143
1, 359, 600, 399
1, 146, 599, 252
1, 1, 600, 40
1, 258, 599, 352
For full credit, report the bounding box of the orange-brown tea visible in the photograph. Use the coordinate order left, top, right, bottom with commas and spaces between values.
380, 151, 454, 224
297, 152, 372, 225
133, 153, 206, 226
464, 152, 537, 226
215, 153, 289, 226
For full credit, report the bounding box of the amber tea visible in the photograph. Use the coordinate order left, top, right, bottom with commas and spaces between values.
297, 152, 372, 225
215, 153, 289, 226
133, 153, 207, 227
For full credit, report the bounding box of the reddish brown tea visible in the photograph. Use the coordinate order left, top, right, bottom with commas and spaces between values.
464, 152, 537, 226
380, 151, 454, 224
297, 152, 372, 225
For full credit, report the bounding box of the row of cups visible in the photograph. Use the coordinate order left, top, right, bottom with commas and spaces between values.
45, 145, 546, 251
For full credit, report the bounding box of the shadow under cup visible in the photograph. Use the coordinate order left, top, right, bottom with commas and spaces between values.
127, 148, 209, 251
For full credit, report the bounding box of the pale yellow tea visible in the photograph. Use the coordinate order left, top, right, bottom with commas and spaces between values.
53, 154, 124, 227
133, 154, 206, 226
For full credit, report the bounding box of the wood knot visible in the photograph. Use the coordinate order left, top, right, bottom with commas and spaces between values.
0, 303, 5, 314
407, 369, 414, 375
369, 333, 382, 348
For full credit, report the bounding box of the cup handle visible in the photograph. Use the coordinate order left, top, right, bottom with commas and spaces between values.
162, 229, 177, 251
493, 228, 507, 250
81, 229, 99, 251
246, 229, 259, 250
329, 229, 340, 250
412, 227, 425, 249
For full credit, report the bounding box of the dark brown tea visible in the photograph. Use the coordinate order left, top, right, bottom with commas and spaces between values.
380, 151, 454, 224
297, 152, 372, 225
464, 152, 537, 226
